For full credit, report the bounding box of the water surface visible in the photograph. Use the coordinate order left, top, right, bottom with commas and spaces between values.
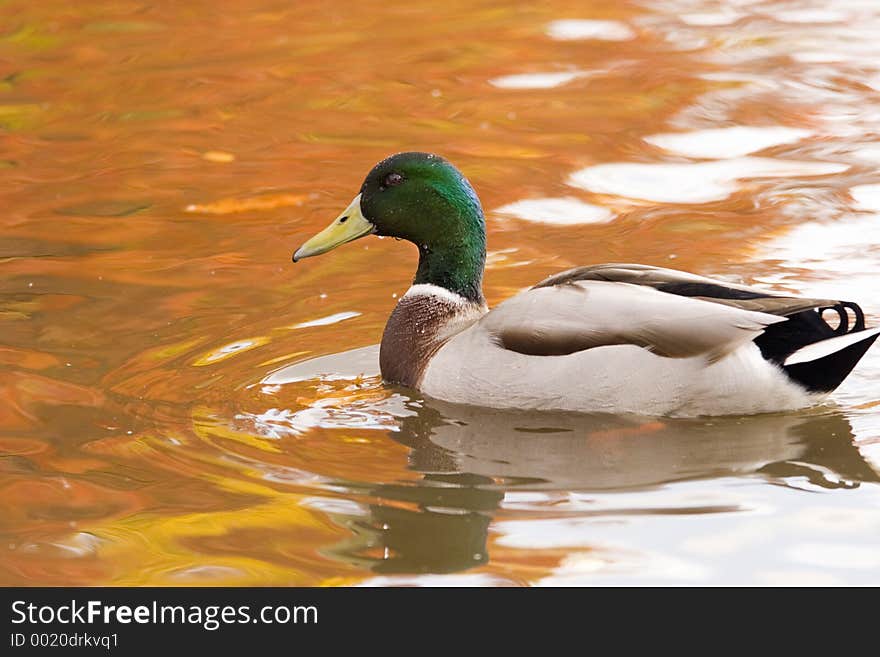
2, 0, 880, 585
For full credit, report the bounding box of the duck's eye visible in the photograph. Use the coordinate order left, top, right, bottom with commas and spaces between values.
384, 172, 404, 188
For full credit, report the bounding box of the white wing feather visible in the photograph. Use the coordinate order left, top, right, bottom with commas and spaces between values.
481, 280, 787, 362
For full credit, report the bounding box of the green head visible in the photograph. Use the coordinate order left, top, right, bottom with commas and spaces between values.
293, 152, 486, 302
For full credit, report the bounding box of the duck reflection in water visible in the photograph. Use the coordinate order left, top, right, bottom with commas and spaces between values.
317, 394, 878, 575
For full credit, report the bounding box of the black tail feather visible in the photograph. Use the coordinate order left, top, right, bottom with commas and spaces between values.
783, 331, 879, 393
755, 301, 876, 393
755, 308, 837, 364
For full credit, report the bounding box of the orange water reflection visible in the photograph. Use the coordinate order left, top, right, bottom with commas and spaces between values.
2, 0, 880, 586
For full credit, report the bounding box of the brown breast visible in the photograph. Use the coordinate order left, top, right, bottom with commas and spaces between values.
379, 287, 485, 388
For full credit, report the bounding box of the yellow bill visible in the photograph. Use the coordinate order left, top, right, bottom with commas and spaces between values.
292, 194, 375, 262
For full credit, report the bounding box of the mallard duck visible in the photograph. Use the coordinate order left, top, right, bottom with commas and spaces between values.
292, 152, 879, 416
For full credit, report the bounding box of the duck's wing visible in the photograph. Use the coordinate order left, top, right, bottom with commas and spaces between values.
493, 263, 878, 392
481, 279, 788, 363
533, 263, 843, 318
